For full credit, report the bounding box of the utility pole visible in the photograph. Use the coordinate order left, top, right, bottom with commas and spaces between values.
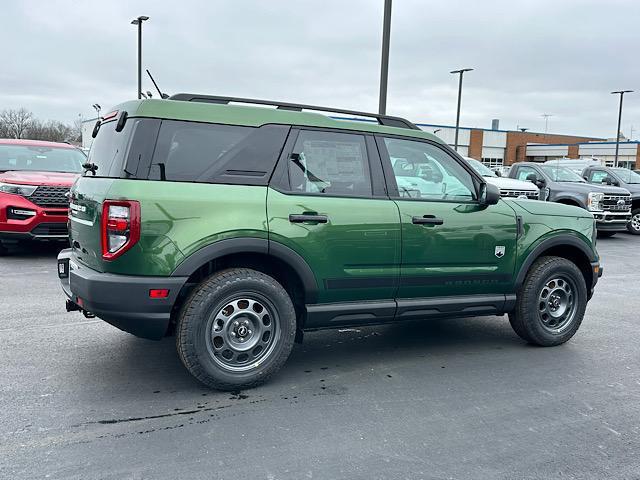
378, 0, 392, 115
611, 90, 633, 168
131, 16, 150, 99
450, 68, 473, 151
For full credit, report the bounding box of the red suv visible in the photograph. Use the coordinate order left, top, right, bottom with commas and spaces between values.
0, 139, 85, 253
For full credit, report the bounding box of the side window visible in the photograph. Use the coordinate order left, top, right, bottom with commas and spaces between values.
149, 121, 253, 182
288, 130, 372, 197
589, 170, 609, 183
516, 166, 538, 182
383, 137, 476, 201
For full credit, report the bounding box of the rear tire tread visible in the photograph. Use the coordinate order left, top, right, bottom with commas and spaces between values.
176, 268, 296, 391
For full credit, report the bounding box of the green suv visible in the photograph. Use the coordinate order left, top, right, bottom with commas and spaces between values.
58, 95, 602, 390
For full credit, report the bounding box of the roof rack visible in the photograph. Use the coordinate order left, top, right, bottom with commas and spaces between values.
168, 93, 420, 131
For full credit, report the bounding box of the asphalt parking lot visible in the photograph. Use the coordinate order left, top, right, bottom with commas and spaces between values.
1, 236, 639, 480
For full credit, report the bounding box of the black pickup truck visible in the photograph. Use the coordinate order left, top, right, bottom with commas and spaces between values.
509, 162, 632, 236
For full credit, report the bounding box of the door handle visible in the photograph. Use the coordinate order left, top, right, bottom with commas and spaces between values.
289, 213, 328, 224
412, 215, 444, 226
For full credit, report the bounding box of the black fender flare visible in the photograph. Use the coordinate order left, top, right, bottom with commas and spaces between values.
171, 237, 319, 303
553, 196, 585, 208
515, 234, 597, 290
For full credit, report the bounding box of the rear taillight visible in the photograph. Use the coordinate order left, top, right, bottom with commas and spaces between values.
101, 200, 140, 260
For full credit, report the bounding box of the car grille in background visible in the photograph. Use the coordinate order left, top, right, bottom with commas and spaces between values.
602, 194, 632, 212
500, 190, 540, 200
28, 186, 70, 208
30, 223, 69, 237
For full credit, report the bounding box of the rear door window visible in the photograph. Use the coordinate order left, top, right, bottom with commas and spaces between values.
287, 130, 372, 197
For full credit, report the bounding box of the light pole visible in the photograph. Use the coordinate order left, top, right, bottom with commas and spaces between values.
131, 16, 149, 100
92, 104, 101, 118
378, 0, 392, 115
450, 68, 473, 151
611, 90, 633, 167
541, 113, 553, 134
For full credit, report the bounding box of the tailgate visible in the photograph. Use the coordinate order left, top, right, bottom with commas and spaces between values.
68, 177, 114, 272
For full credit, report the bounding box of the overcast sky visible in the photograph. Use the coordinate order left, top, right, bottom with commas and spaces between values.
2, 0, 639, 138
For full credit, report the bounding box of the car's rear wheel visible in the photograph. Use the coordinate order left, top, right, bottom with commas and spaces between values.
176, 268, 296, 390
628, 209, 640, 235
509, 256, 587, 346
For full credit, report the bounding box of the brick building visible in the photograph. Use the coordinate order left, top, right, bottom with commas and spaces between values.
418, 123, 608, 167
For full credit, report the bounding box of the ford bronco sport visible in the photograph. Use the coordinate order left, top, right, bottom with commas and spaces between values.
57, 95, 602, 390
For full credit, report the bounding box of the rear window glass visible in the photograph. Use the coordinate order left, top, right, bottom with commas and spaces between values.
148, 121, 253, 182
86, 120, 134, 177
0, 144, 85, 173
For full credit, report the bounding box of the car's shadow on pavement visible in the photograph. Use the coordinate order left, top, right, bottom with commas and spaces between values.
2, 240, 66, 258
74, 315, 525, 400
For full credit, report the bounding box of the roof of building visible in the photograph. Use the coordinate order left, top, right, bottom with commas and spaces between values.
527, 141, 640, 147
0, 138, 77, 149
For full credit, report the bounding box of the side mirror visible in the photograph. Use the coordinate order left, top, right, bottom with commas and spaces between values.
526, 173, 537, 183
480, 183, 501, 206
602, 175, 618, 186
494, 169, 502, 177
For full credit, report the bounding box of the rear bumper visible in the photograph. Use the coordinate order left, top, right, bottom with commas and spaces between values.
593, 211, 632, 231
57, 249, 188, 340
0, 192, 69, 241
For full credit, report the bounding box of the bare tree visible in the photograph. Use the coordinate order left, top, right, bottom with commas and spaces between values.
0, 108, 33, 139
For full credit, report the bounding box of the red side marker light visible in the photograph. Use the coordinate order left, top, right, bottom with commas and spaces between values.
149, 289, 169, 299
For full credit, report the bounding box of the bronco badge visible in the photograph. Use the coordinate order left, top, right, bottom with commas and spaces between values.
495, 246, 506, 258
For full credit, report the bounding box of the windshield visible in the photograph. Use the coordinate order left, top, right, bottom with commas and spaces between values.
540, 165, 585, 182
612, 168, 640, 184
466, 158, 496, 177
0, 144, 85, 173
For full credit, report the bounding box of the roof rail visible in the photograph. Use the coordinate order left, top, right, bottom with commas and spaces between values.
168, 93, 420, 131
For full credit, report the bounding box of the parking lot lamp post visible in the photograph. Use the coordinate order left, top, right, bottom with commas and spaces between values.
378, 0, 392, 115
611, 90, 633, 167
450, 68, 473, 151
131, 16, 150, 100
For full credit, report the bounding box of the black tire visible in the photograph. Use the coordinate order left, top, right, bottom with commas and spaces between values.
509, 256, 587, 347
627, 209, 640, 235
176, 268, 296, 390
597, 231, 616, 238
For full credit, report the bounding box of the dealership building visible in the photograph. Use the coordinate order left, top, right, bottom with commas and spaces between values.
418, 123, 639, 170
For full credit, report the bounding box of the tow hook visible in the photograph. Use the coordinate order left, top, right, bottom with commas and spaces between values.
66, 299, 96, 318
66, 300, 81, 312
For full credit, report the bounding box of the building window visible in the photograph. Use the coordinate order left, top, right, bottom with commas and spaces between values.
481, 158, 504, 169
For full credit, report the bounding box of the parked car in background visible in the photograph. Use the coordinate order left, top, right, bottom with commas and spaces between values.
544, 158, 601, 175
582, 165, 640, 235
58, 96, 601, 390
464, 157, 539, 200
509, 162, 632, 236
0, 139, 84, 254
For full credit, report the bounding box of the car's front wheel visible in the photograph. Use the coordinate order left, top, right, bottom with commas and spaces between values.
509, 256, 587, 346
628, 209, 640, 235
176, 268, 296, 390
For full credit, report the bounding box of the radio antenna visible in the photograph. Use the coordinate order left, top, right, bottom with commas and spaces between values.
146, 69, 169, 99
